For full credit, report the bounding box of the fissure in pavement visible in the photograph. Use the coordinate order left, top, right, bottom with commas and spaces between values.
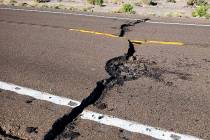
44, 20, 191, 140
44, 40, 136, 140
0, 19, 68, 30
118, 19, 149, 37
44, 20, 145, 139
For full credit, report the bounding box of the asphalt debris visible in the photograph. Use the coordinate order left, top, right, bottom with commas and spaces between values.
25, 98, 36, 104
55, 122, 80, 140
105, 54, 163, 83
98, 116, 104, 119
118, 129, 130, 140
26, 127, 38, 134
170, 134, 181, 140
96, 103, 107, 110
203, 58, 210, 62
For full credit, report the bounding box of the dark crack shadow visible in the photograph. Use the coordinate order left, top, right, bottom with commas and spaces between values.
44, 77, 118, 140
0, 126, 24, 140
119, 19, 150, 37
0, 19, 68, 30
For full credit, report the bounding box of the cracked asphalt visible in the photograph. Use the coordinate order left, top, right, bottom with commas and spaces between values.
0, 6, 210, 140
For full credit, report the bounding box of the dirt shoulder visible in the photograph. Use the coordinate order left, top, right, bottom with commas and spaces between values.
1, 0, 210, 20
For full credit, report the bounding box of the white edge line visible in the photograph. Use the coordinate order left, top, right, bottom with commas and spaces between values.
0, 81, 203, 140
0, 7, 210, 27
0, 81, 80, 108
147, 21, 210, 27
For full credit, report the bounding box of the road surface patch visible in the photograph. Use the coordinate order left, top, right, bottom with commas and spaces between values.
0, 81, 202, 140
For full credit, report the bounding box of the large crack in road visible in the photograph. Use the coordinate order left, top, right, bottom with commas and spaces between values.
43, 19, 193, 140
43, 41, 137, 140
118, 19, 149, 37
43, 20, 146, 140
0, 17, 193, 139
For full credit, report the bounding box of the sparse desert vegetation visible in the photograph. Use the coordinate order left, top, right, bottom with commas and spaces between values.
192, 5, 210, 18
121, 3, 134, 13
141, 0, 152, 5
167, 0, 176, 3
187, 0, 208, 6
0, 0, 210, 19
87, 0, 103, 6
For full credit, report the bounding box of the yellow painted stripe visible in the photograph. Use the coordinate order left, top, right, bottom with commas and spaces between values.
130, 40, 144, 44
69, 28, 119, 38
131, 40, 184, 46
147, 40, 184, 45
69, 28, 184, 46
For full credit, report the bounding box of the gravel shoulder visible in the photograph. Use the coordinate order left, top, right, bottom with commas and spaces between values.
0, 0, 210, 19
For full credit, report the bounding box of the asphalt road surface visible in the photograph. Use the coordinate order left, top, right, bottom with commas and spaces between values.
0, 6, 210, 140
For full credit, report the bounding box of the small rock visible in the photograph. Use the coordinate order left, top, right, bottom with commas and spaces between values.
166, 82, 173, 86
26, 127, 38, 134
98, 116, 104, 119
97, 103, 107, 110
25, 98, 35, 104
170, 134, 181, 140
203, 57, 210, 62
68, 101, 78, 107
139, 63, 145, 70
128, 56, 135, 61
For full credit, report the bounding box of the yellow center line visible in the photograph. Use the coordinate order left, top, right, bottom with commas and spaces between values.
69, 28, 184, 46
69, 28, 119, 38
131, 40, 184, 46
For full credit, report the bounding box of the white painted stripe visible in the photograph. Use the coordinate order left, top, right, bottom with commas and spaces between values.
81, 111, 202, 140
147, 21, 210, 27
0, 7, 210, 27
0, 81, 202, 140
0, 81, 80, 107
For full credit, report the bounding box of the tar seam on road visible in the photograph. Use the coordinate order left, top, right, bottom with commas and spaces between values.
1, 7, 210, 27
0, 81, 203, 140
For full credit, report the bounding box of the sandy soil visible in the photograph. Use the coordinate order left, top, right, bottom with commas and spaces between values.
1, 0, 210, 19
